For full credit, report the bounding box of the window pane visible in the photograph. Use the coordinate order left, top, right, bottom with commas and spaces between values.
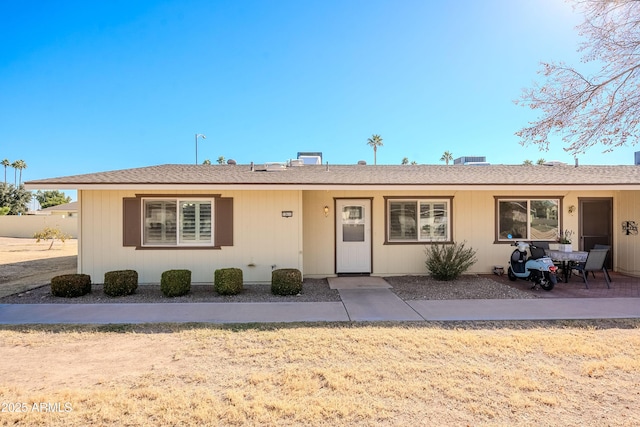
343, 224, 365, 242
389, 202, 417, 240
498, 201, 527, 240
180, 201, 212, 244
199, 202, 212, 242
342, 206, 365, 242
144, 201, 176, 244
420, 202, 448, 241
530, 199, 559, 240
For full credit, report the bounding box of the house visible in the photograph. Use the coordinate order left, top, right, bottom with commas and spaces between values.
25, 163, 640, 283
36, 201, 79, 218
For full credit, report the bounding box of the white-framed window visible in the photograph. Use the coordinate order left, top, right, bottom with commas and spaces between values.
386, 198, 451, 243
496, 197, 560, 242
143, 198, 213, 246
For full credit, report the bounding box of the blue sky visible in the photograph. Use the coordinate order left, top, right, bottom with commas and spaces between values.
1, 0, 638, 194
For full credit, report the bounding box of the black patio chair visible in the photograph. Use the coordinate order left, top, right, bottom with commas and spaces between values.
572, 248, 611, 289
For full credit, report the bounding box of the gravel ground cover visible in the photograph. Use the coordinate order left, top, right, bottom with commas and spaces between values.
0, 275, 536, 304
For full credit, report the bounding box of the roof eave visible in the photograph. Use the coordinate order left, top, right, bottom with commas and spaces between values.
24, 182, 640, 191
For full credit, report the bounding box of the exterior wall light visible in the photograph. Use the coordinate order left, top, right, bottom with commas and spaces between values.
324, 206, 330, 217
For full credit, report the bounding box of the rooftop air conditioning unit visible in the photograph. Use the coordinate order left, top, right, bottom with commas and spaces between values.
264, 162, 287, 171
297, 151, 322, 165
454, 156, 486, 165
298, 155, 321, 165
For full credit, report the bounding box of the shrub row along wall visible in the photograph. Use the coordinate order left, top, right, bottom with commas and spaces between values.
0, 216, 77, 238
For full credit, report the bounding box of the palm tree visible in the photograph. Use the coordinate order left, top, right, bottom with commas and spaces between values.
1, 159, 9, 184
523, 159, 533, 166
11, 161, 17, 186
366, 134, 383, 165
217, 156, 226, 165
401, 157, 409, 165
537, 158, 546, 165
440, 151, 453, 165
202, 159, 211, 165
13, 160, 27, 185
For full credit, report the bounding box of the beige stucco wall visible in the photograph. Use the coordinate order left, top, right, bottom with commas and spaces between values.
79, 190, 303, 283
302, 189, 623, 278
0, 215, 77, 238
78, 187, 637, 283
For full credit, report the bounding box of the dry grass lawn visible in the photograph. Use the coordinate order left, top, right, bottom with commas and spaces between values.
1, 321, 639, 426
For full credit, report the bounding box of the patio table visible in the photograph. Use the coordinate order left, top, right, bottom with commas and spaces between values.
545, 249, 588, 283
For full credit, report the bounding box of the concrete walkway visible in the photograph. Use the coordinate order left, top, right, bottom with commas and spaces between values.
1, 295, 639, 325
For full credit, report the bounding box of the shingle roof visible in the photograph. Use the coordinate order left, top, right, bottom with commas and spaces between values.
24, 163, 640, 189
40, 201, 78, 211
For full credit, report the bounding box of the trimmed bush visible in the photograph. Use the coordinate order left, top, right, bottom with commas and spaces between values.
161, 269, 191, 297
214, 268, 243, 295
104, 270, 138, 297
271, 268, 302, 296
51, 274, 92, 298
424, 241, 477, 281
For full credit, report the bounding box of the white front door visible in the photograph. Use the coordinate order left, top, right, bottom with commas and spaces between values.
336, 199, 371, 274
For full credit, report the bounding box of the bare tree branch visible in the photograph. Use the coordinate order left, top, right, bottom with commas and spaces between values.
516, 0, 640, 155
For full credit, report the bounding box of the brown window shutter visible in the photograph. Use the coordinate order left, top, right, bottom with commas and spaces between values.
215, 197, 233, 246
123, 197, 141, 247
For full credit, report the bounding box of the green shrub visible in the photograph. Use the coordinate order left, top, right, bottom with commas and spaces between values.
424, 241, 477, 281
271, 268, 302, 296
161, 269, 191, 297
214, 268, 243, 295
51, 274, 92, 298
104, 270, 138, 297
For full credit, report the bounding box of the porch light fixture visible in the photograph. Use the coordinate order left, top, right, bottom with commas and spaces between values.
323, 205, 329, 217
195, 133, 207, 164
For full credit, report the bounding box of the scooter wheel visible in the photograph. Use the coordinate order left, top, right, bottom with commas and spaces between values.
507, 267, 517, 281
540, 281, 554, 291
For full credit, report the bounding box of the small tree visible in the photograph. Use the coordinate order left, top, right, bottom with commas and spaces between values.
425, 241, 477, 281
34, 227, 71, 250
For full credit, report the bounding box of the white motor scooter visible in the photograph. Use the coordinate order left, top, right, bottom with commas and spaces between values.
507, 241, 558, 291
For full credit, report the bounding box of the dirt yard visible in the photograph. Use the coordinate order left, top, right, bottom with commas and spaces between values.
0, 237, 77, 298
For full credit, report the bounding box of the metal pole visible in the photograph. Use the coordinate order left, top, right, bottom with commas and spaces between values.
195, 133, 207, 164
